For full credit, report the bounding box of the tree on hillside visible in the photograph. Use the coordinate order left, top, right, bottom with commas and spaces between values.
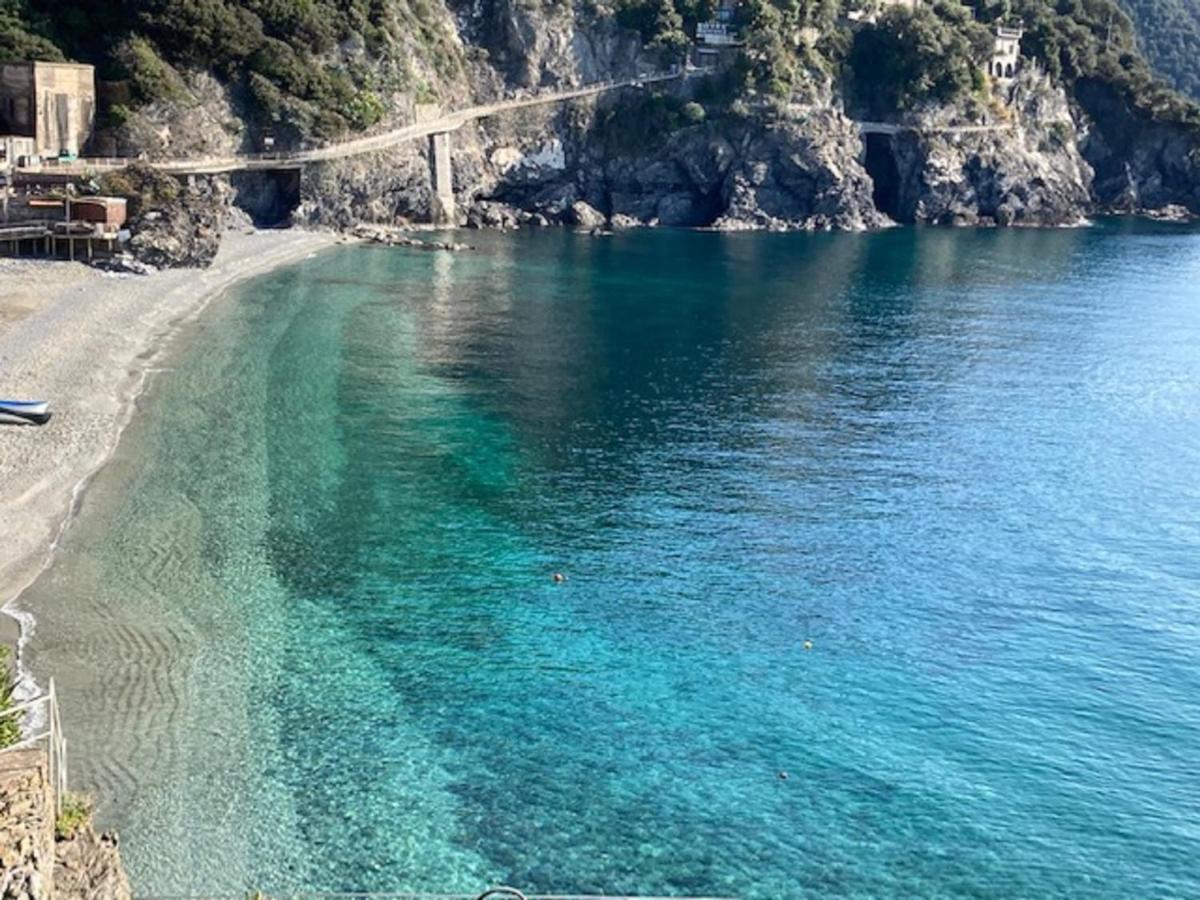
847, 4, 990, 116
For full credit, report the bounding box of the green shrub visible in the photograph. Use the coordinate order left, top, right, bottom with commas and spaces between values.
595, 91, 700, 155
106, 103, 131, 127
681, 100, 706, 123
346, 90, 385, 130
98, 163, 180, 216
0, 4, 64, 61
55, 791, 92, 840
0, 645, 19, 749
112, 35, 183, 104
847, 4, 990, 116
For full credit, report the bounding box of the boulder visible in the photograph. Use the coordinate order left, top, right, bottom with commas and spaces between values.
567, 200, 606, 228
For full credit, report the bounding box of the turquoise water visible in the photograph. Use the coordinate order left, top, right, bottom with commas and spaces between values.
23, 224, 1200, 897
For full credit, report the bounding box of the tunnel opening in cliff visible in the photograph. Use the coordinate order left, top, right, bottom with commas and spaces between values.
231, 169, 301, 227
864, 133, 902, 220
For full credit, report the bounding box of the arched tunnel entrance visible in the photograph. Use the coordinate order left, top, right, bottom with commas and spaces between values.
231, 168, 302, 227
863, 132, 902, 221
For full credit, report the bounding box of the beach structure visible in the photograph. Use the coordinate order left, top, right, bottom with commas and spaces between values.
0, 188, 127, 260
0, 61, 96, 160
989, 23, 1024, 82
1, 134, 36, 168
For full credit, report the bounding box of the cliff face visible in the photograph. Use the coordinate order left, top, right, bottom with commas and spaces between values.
0, 749, 131, 900
262, 5, 1120, 236
450, 0, 644, 88
109, 0, 1198, 238
878, 76, 1094, 226
1074, 78, 1200, 214
288, 97, 890, 233
0, 750, 54, 900
288, 77, 1098, 233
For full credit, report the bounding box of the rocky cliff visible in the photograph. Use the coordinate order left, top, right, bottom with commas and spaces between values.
283, 75, 1103, 234
1074, 77, 1200, 214
0, 749, 130, 900
73, 0, 1200, 254
876, 74, 1094, 227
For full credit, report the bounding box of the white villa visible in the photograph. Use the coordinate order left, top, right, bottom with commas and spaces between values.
989, 23, 1024, 82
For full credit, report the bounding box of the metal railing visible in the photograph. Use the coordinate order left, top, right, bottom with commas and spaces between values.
0, 677, 69, 814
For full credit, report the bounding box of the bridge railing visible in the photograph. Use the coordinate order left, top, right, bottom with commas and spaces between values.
0, 678, 69, 815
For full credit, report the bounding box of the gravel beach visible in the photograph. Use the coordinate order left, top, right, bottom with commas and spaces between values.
0, 229, 339, 662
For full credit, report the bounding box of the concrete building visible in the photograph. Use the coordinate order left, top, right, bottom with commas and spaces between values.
989, 24, 1023, 83
696, 0, 740, 47
694, 0, 741, 68
0, 62, 96, 158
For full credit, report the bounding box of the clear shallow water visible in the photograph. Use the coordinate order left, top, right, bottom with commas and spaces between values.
22, 223, 1200, 897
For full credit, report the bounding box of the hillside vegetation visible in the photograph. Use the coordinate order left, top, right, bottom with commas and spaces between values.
2, 0, 464, 140
1, 0, 1197, 143
1114, 0, 1200, 98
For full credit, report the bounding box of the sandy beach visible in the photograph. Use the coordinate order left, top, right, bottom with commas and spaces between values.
0, 229, 339, 666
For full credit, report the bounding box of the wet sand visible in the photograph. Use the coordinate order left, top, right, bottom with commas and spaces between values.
0, 230, 339, 670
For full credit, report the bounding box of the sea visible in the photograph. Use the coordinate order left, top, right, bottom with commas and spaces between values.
19, 223, 1200, 898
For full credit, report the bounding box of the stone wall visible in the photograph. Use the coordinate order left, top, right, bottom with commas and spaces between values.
0, 747, 131, 900
0, 749, 54, 900
52, 828, 130, 900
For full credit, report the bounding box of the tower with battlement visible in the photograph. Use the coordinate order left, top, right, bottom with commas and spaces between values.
989, 23, 1024, 83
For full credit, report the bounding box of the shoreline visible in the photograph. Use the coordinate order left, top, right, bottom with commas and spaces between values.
0, 227, 341, 696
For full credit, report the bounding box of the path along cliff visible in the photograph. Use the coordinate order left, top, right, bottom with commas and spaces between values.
25, 0, 1200, 262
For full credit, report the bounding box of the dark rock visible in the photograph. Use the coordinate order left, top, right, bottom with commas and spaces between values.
1075, 77, 1200, 215
466, 200, 522, 229
867, 77, 1093, 227
100, 164, 229, 268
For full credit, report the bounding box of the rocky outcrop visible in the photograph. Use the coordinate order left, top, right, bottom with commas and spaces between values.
1, 749, 131, 900
126, 180, 230, 269
97, 164, 232, 268
1074, 77, 1200, 214
461, 98, 886, 231
712, 110, 888, 231
53, 827, 131, 900
876, 77, 1093, 226
1, 750, 54, 900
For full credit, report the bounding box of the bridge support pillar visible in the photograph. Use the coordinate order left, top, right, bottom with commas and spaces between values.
428, 131, 456, 226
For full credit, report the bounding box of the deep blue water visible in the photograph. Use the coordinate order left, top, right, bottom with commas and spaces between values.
24, 224, 1200, 897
